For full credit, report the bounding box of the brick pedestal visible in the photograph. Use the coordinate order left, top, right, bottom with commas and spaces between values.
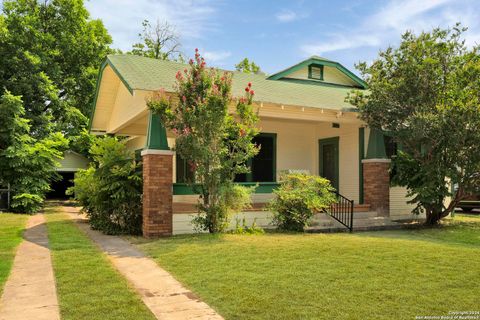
141, 149, 174, 238
362, 159, 391, 216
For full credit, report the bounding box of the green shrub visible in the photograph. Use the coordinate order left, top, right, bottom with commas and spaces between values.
231, 217, 265, 235
193, 183, 255, 233
68, 137, 142, 235
268, 173, 336, 232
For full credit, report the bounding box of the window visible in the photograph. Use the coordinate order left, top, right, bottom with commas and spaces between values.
176, 133, 277, 183
308, 64, 324, 80
235, 133, 277, 183
176, 154, 195, 183
384, 135, 398, 159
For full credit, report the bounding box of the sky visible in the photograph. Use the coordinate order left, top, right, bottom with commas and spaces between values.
85, 0, 480, 75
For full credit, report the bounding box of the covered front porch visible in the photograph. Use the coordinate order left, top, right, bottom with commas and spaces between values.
125, 102, 399, 235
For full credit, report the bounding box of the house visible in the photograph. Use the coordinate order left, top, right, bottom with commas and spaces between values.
48, 151, 90, 199
90, 54, 418, 237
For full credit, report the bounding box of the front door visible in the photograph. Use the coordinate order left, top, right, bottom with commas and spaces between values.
319, 137, 339, 190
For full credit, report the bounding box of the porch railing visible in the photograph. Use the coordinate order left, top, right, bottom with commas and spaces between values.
325, 191, 354, 232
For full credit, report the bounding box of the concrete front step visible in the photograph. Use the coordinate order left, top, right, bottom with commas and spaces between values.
308, 212, 402, 232
305, 223, 406, 233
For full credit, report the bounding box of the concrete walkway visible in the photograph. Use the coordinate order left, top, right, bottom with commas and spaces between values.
0, 214, 60, 320
63, 206, 223, 320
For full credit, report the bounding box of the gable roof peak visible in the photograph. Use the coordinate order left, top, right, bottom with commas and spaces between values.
267, 56, 367, 89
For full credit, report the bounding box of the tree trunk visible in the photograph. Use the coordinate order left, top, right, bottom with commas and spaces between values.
425, 209, 442, 225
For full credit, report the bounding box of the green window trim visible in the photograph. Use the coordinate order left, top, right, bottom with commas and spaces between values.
308, 64, 324, 81
173, 182, 280, 195
358, 127, 365, 204
176, 132, 278, 184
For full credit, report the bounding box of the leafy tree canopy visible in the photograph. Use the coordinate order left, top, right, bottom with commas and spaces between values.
348, 24, 480, 224
0, 0, 112, 140
0, 91, 67, 213
235, 57, 262, 74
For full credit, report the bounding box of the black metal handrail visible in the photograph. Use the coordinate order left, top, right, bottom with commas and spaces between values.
325, 191, 354, 232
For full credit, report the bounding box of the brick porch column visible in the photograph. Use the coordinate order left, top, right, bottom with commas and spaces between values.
141, 149, 174, 238
362, 159, 391, 216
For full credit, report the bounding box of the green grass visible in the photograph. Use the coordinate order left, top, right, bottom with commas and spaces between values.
132, 215, 480, 320
45, 208, 156, 320
0, 213, 28, 295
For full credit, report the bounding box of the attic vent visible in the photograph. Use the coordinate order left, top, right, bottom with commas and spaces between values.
308, 64, 324, 81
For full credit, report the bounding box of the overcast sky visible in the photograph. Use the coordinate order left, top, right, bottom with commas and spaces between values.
85, 0, 480, 75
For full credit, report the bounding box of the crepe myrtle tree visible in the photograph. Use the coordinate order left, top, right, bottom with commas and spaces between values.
147, 49, 260, 233
347, 24, 480, 225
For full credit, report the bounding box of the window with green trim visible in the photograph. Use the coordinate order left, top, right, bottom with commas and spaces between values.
235, 133, 277, 183
384, 135, 398, 159
308, 64, 324, 80
176, 133, 277, 183
176, 154, 195, 183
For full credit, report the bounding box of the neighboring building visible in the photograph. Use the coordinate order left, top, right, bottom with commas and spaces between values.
48, 151, 90, 199
90, 54, 418, 237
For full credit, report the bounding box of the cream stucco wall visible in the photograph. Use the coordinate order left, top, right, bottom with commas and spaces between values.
260, 118, 361, 202
259, 118, 317, 178
316, 122, 360, 202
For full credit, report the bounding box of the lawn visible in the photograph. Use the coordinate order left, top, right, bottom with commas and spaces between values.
0, 213, 28, 295
45, 208, 156, 320
132, 214, 480, 320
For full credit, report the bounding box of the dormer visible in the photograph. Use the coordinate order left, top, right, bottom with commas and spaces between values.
267, 56, 367, 89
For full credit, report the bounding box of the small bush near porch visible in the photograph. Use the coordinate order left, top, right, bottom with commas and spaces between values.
131, 214, 480, 320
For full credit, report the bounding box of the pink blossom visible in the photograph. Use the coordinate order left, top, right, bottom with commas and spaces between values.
182, 95, 186, 103
248, 82, 252, 87
245, 87, 249, 92
250, 90, 255, 96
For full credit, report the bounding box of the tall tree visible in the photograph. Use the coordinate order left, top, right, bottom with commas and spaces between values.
0, 91, 67, 213
130, 19, 182, 61
0, 0, 112, 139
348, 25, 480, 225
148, 50, 259, 233
235, 58, 261, 74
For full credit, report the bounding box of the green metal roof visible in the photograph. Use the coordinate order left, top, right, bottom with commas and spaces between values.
104, 54, 364, 111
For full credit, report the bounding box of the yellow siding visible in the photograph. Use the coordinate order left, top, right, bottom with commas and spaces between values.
107, 89, 151, 133
125, 136, 146, 150
284, 65, 357, 86
389, 186, 418, 219
91, 66, 121, 132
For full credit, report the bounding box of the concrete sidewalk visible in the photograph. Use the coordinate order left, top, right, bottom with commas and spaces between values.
0, 214, 60, 320
63, 206, 223, 320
